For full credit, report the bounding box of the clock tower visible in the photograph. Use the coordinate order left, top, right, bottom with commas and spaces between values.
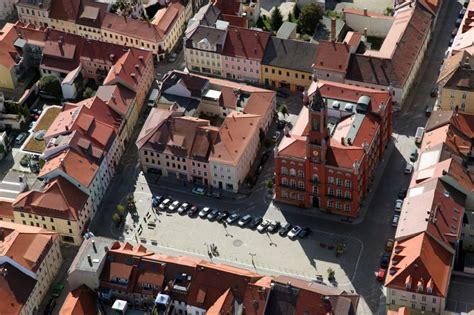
308, 87, 328, 164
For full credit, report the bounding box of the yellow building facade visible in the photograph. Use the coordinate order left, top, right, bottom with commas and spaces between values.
438, 88, 474, 112
260, 64, 313, 92
0, 65, 16, 89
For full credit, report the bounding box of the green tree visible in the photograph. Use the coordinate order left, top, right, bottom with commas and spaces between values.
116, 204, 126, 216
265, 178, 274, 189
297, 3, 324, 35
270, 7, 283, 32
292, 3, 301, 20
39, 75, 62, 97
112, 213, 121, 225
82, 87, 95, 99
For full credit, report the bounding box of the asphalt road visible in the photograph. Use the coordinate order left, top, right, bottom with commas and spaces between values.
89, 1, 463, 313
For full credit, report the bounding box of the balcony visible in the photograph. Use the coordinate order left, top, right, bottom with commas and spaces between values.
280, 183, 305, 191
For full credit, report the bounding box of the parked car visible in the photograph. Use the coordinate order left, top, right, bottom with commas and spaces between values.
238, 214, 252, 227
158, 198, 172, 210
187, 205, 199, 217
298, 227, 311, 238
391, 214, 400, 227
459, 8, 466, 18
177, 202, 191, 214
425, 105, 432, 117
376, 268, 387, 282
15, 132, 27, 145
257, 219, 270, 233
267, 221, 280, 233
430, 86, 438, 97
168, 53, 177, 62
52, 282, 64, 298
398, 188, 407, 199
385, 239, 395, 252
272, 131, 281, 142
192, 187, 206, 195
404, 163, 414, 174
207, 191, 222, 199
167, 200, 180, 212
29, 121, 37, 131
226, 212, 240, 224
207, 209, 219, 221
198, 207, 212, 218
29, 160, 40, 173
394, 199, 403, 212
288, 226, 303, 239
380, 253, 390, 268
409, 150, 419, 162
279, 223, 292, 236
249, 216, 263, 229
216, 211, 229, 222
152, 195, 163, 207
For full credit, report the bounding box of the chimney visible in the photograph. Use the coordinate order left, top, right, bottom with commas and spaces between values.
363, 8, 367, 15
331, 18, 336, 41
92, 239, 97, 253
341, 137, 345, 145
87, 255, 92, 266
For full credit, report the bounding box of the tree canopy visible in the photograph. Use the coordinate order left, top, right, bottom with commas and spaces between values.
297, 3, 324, 35
39, 75, 62, 97
270, 7, 283, 32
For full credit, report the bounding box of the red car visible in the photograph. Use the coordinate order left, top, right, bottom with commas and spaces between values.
377, 268, 386, 282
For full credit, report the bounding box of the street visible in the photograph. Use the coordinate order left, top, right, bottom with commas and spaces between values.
88, 1, 466, 314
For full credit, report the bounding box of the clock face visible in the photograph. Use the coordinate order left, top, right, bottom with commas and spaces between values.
313, 150, 319, 156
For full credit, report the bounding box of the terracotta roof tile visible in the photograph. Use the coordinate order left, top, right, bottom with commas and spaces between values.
0, 221, 58, 272
222, 26, 270, 61
0, 23, 19, 70
0, 262, 36, 315
39, 149, 99, 188
59, 285, 98, 315
314, 41, 351, 73
102, 13, 164, 42
13, 176, 88, 220
0, 200, 14, 219
385, 232, 452, 297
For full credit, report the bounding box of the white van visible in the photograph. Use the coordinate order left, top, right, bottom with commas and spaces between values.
147, 89, 159, 107
415, 127, 425, 145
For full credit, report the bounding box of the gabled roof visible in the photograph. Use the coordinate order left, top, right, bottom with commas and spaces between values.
0, 23, 19, 70
38, 149, 99, 188
186, 25, 227, 52
153, 1, 184, 34
396, 178, 465, 248
13, 177, 88, 220
385, 232, 452, 297
425, 110, 453, 132
262, 37, 318, 73
96, 84, 136, 117
50, 0, 81, 22
437, 50, 471, 86
102, 13, 164, 42
314, 41, 351, 73
136, 108, 174, 150
0, 262, 37, 315
59, 285, 98, 315
210, 112, 261, 165
222, 26, 270, 61
103, 48, 152, 90
213, 0, 241, 15
0, 221, 58, 273
326, 143, 364, 169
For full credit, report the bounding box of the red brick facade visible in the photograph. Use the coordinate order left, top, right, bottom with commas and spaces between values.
274, 80, 392, 218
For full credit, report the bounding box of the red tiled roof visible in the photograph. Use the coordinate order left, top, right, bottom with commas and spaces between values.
222, 26, 270, 61
13, 176, 88, 220
153, 2, 184, 34
0, 23, 19, 70
49, 0, 81, 22
102, 12, 164, 42
0, 262, 36, 315
103, 48, 153, 90
326, 143, 364, 169
39, 149, 99, 188
385, 232, 452, 297
0, 200, 14, 219
222, 14, 247, 27
213, 0, 241, 15
314, 41, 351, 73
59, 285, 97, 315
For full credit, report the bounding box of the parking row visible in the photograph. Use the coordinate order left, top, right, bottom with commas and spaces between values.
151, 195, 311, 240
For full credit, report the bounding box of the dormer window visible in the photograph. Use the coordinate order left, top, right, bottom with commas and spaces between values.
405, 282, 411, 289
427, 287, 433, 294
417, 284, 423, 293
